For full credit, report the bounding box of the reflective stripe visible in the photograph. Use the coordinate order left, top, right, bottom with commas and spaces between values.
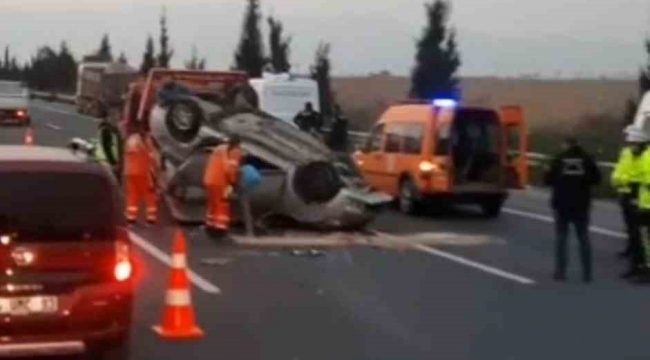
127, 206, 138, 211
166, 289, 191, 306
172, 254, 187, 269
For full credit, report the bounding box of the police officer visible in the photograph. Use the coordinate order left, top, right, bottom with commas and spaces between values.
545, 136, 601, 282
327, 105, 349, 152
633, 138, 650, 282
293, 102, 323, 133
612, 125, 649, 278
95, 116, 124, 182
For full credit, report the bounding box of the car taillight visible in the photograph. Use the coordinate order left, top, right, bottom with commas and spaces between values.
114, 260, 132, 282
15, 110, 26, 118
114, 229, 132, 282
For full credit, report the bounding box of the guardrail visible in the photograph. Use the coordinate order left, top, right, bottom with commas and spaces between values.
32, 90, 616, 170
344, 129, 615, 169
31, 91, 76, 104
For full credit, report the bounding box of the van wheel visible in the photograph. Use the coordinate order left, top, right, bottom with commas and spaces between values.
399, 179, 420, 215
481, 200, 503, 218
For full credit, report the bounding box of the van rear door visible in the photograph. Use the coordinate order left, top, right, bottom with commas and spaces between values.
500, 105, 528, 189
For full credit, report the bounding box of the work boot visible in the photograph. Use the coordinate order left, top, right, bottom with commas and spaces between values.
553, 273, 566, 282
583, 274, 593, 284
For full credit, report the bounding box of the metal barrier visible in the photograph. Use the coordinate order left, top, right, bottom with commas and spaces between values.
32, 91, 616, 170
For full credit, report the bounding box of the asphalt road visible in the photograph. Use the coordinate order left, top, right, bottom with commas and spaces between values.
6, 100, 650, 360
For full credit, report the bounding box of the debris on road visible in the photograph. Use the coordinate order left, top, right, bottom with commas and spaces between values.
201, 258, 234, 266
291, 249, 326, 257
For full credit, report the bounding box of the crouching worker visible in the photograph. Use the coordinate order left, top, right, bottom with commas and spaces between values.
123, 122, 158, 224
204, 135, 243, 239
238, 158, 263, 237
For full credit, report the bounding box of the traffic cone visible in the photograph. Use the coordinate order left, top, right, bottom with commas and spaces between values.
152, 229, 204, 339
24, 127, 33, 146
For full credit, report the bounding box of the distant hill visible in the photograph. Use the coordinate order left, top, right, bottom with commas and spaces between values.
332, 74, 637, 131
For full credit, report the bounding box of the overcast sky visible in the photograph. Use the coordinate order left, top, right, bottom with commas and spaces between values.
0, 0, 649, 77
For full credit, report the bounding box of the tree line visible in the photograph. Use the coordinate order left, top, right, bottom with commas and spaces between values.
1, 0, 463, 115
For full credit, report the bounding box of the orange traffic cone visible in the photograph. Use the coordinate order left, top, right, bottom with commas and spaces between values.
24, 127, 33, 146
153, 229, 204, 339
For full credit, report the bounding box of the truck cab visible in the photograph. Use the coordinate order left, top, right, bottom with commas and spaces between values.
353, 99, 528, 217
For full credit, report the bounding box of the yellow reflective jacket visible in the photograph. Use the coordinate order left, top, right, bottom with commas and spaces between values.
637, 149, 650, 210
611, 147, 644, 194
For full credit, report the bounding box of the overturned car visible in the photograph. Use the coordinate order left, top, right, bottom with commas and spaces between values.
138, 70, 391, 230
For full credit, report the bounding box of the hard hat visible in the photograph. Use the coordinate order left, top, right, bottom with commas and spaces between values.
624, 125, 650, 143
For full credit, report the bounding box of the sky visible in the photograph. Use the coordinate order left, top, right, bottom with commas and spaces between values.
0, 0, 649, 78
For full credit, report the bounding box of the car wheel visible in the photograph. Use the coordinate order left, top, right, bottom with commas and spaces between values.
165, 100, 203, 143
481, 200, 503, 218
399, 178, 420, 215
228, 84, 259, 109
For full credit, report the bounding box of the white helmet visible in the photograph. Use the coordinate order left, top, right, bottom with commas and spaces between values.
624, 124, 650, 143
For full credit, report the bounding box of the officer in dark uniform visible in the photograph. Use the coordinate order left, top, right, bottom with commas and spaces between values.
293, 102, 323, 133
327, 105, 349, 152
545, 136, 601, 283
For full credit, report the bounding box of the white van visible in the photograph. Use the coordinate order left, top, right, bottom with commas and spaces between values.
249, 73, 320, 127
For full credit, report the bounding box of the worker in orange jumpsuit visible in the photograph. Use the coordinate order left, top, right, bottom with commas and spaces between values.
203, 135, 243, 238
124, 122, 159, 224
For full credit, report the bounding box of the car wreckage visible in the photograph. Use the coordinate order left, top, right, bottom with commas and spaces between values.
123, 69, 391, 230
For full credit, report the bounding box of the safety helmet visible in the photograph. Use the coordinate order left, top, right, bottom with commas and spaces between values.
624, 124, 650, 143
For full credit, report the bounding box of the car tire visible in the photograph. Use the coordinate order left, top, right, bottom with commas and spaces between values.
165, 100, 203, 144
228, 84, 259, 109
481, 200, 503, 218
399, 178, 421, 215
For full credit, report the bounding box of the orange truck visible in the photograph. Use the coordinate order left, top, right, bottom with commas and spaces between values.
353, 99, 528, 217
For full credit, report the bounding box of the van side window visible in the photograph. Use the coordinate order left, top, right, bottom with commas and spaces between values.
365, 124, 385, 152
403, 124, 424, 154
384, 125, 402, 153
435, 122, 451, 155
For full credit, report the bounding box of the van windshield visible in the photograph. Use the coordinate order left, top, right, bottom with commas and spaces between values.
0, 171, 118, 240
264, 87, 317, 116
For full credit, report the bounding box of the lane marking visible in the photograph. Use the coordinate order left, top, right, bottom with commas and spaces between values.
30, 103, 100, 122
372, 230, 535, 285
45, 123, 61, 131
412, 243, 536, 285
128, 230, 221, 294
502, 207, 626, 239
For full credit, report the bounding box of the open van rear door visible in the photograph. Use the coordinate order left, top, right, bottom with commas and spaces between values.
500, 105, 528, 189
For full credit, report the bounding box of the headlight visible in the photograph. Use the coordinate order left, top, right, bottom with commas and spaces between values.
419, 161, 438, 172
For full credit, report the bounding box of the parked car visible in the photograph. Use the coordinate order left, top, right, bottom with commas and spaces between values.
0, 146, 133, 359
0, 81, 30, 126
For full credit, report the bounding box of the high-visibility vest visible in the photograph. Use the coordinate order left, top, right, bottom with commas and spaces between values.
637, 148, 650, 210
124, 134, 151, 177
203, 145, 242, 188
95, 127, 122, 166
612, 147, 645, 194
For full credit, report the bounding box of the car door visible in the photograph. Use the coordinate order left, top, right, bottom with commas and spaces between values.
500, 105, 528, 188
354, 123, 386, 191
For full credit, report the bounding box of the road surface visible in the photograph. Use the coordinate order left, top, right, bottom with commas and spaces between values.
5, 100, 648, 360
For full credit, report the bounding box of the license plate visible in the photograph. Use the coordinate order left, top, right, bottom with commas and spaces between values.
0, 296, 58, 316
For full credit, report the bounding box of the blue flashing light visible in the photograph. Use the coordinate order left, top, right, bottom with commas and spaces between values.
432, 99, 457, 108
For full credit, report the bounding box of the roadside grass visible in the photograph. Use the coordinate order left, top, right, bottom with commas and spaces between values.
528, 113, 626, 198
